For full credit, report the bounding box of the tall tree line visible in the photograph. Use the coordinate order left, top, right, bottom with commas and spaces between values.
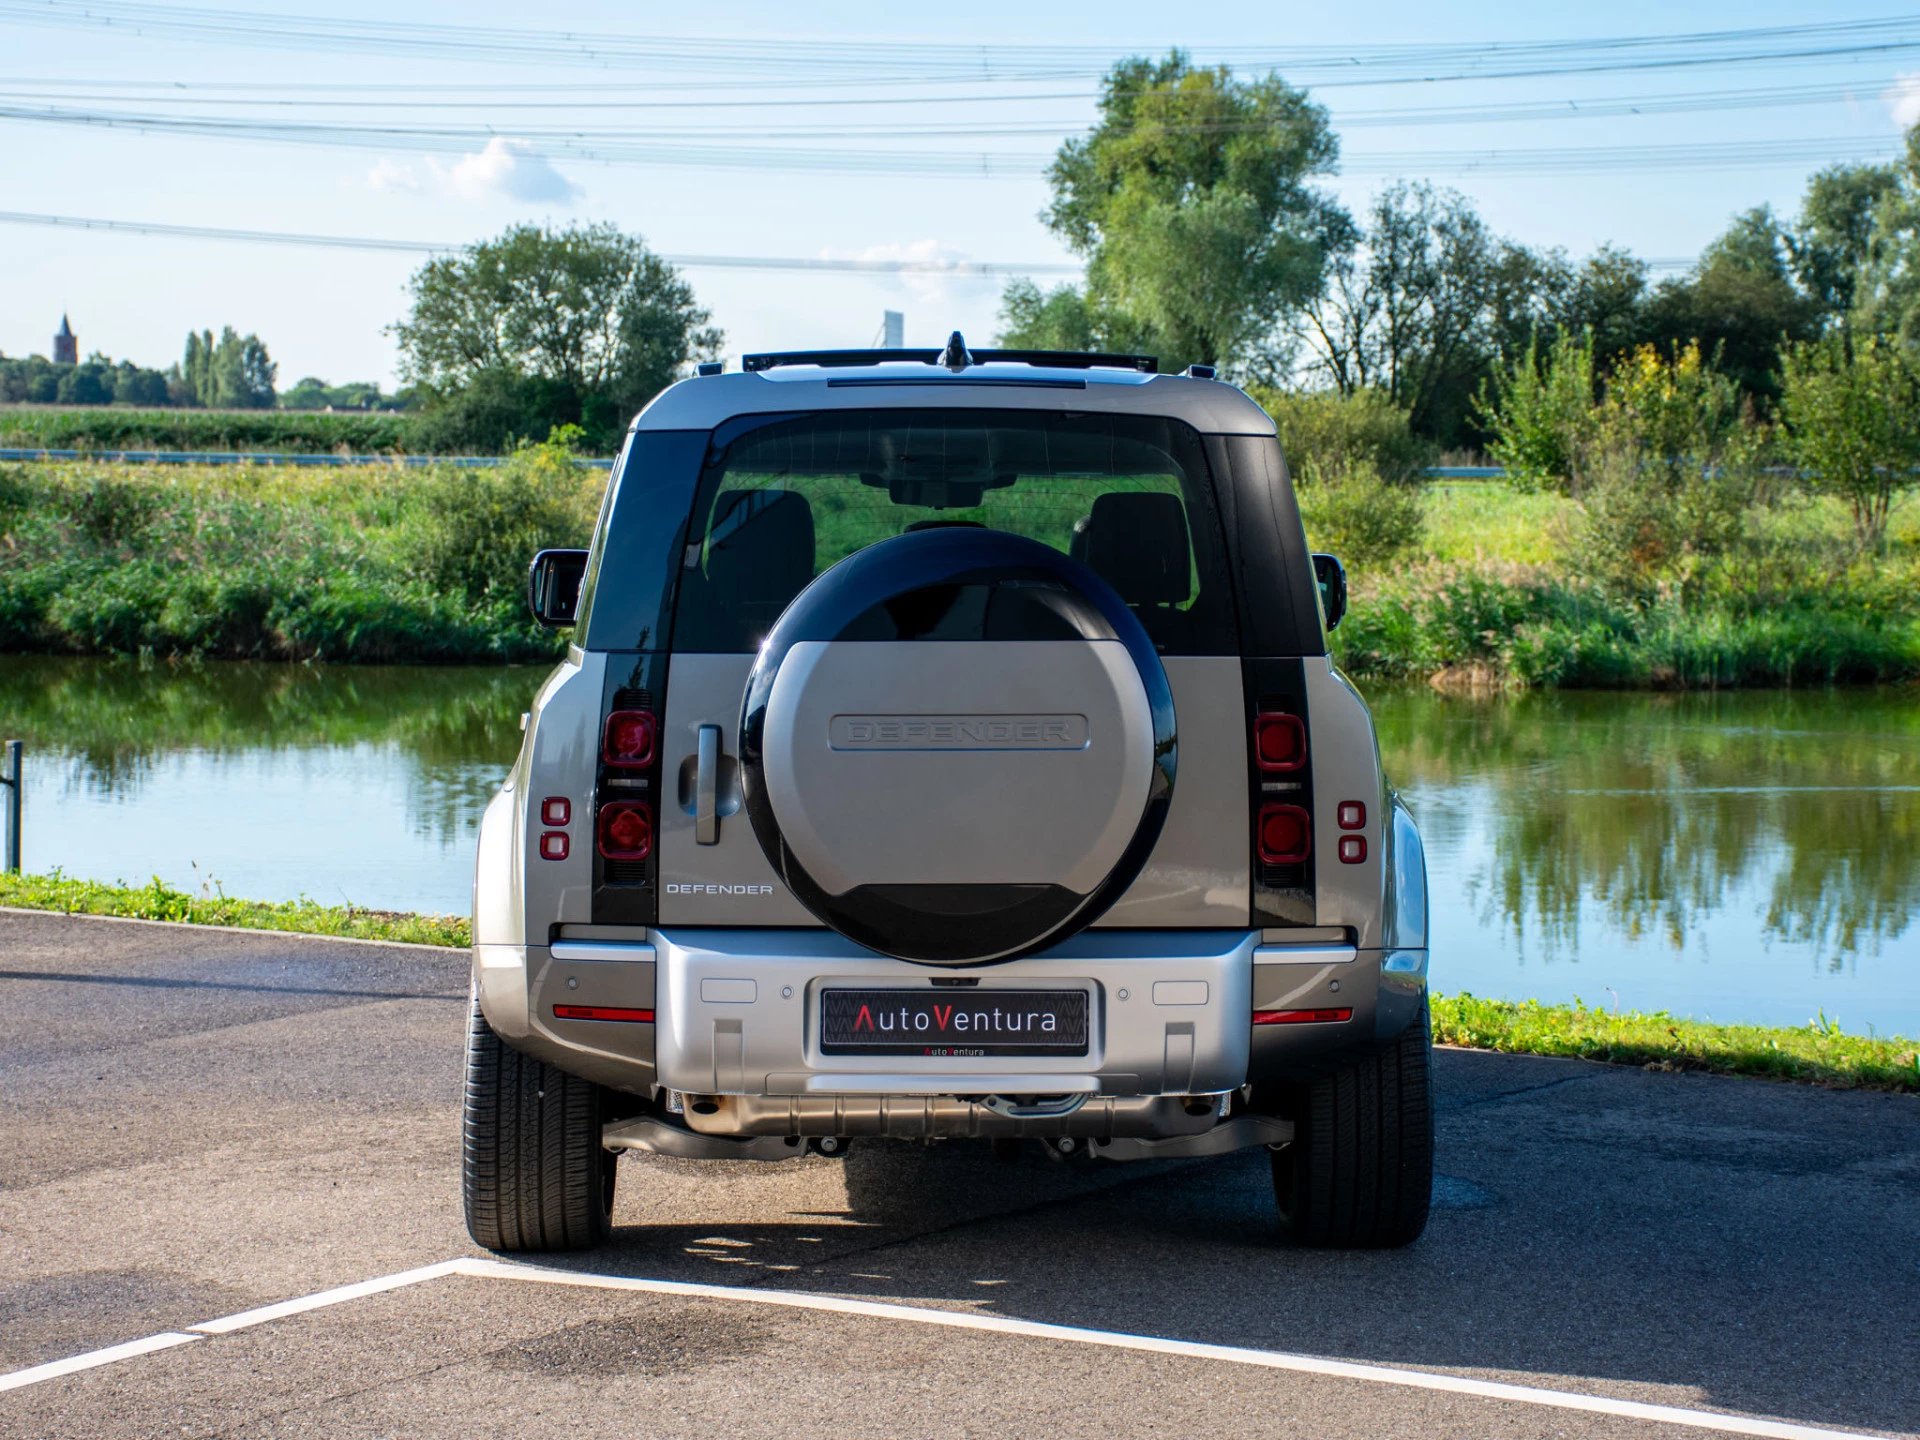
999, 51, 1920, 448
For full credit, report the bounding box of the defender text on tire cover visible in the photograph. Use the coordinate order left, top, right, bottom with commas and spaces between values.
739, 526, 1176, 965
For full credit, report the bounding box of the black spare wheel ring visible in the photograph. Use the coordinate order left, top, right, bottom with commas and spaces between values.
740, 527, 1176, 965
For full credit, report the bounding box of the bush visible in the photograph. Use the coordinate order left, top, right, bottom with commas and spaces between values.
408, 427, 603, 611
1779, 334, 1920, 548
0, 457, 584, 663
1295, 457, 1425, 567
1252, 387, 1431, 487
1477, 332, 1596, 492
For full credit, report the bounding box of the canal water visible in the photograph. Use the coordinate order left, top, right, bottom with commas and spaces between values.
1, 656, 1914, 1036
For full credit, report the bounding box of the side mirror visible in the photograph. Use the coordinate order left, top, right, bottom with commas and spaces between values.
1312, 553, 1347, 631
528, 548, 589, 628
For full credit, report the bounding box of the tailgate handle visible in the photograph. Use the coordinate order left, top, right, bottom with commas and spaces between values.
695, 724, 722, 845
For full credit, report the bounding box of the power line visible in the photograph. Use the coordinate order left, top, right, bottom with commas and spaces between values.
0, 211, 1081, 277
0, 211, 1738, 278
0, 102, 1896, 178
5, 1, 1920, 89
0, 77, 1891, 133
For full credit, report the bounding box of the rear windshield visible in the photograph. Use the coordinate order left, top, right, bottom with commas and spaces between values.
670, 409, 1237, 654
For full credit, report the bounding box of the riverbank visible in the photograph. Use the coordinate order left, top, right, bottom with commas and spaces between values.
0, 444, 592, 662
0, 871, 469, 947
4, 456, 1917, 682
1329, 483, 1920, 689
3, 871, 1912, 1092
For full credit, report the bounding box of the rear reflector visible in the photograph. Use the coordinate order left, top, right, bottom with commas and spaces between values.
1257, 803, 1312, 865
1338, 835, 1367, 864
1254, 711, 1307, 772
541, 797, 571, 826
597, 801, 654, 861
538, 831, 569, 861
1337, 800, 1365, 830
602, 710, 656, 768
1253, 1007, 1353, 1025
553, 1005, 655, 1023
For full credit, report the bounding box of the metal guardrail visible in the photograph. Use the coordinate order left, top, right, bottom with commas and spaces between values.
2, 740, 19, 874
0, 447, 614, 469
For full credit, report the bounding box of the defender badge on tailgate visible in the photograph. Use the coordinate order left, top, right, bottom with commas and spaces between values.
829, 714, 1089, 750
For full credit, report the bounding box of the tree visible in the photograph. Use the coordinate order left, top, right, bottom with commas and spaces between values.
1297, 182, 1534, 441
1642, 206, 1820, 407
393, 221, 721, 450
181, 330, 215, 407
1853, 126, 1920, 348
54, 362, 109, 406
1564, 245, 1652, 364
210, 328, 277, 409
1030, 51, 1346, 371
1780, 334, 1920, 547
1791, 162, 1901, 330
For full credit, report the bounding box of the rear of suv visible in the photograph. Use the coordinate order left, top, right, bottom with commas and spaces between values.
465, 337, 1432, 1253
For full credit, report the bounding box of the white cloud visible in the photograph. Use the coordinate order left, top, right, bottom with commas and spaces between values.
365, 157, 422, 193
1885, 73, 1920, 129
818, 239, 982, 309
445, 138, 580, 204
365, 138, 580, 205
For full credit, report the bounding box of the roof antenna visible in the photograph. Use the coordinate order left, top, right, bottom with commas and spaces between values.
938, 330, 973, 373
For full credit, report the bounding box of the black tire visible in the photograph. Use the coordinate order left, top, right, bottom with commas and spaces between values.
462, 995, 616, 1253
1268, 1006, 1433, 1249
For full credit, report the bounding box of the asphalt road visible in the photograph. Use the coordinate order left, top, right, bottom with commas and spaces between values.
1, 908, 1915, 1440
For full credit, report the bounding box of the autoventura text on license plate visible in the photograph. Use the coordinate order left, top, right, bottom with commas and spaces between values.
819, 988, 1090, 1056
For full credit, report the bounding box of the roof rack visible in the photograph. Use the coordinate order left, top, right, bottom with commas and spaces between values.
740, 347, 1159, 375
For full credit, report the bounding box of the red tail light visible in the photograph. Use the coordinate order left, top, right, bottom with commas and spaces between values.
1257, 803, 1311, 865
1253, 1007, 1353, 1025
602, 711, 656, 768
1254, 711, 1306, 772
553, 1005, 655, 1023
597, 801, 654, 861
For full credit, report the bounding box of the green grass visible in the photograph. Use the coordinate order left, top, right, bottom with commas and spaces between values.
1421, 482, 1575, 566
2, 869, 1909, 1092
1324, 481, 1920, 689
0, 443, 598, 662
0, 871, 469, 948
0, 405, 418, 455
1433, 993, 1919, 1093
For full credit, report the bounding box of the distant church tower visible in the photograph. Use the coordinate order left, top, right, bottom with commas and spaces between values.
53, 314, 77, 365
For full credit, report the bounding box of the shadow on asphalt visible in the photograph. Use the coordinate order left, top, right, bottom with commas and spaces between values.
516, 1055, 1919, 1438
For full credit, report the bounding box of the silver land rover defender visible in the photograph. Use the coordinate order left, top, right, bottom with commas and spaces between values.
465, 335, 1432, 1253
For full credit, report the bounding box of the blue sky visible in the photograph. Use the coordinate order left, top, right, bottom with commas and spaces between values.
4, 0, 1917, 388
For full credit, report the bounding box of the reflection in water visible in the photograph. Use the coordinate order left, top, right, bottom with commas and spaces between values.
0, 655, 537, 913
1, 658, 1913, 1032
1372, 686, 1920, 1034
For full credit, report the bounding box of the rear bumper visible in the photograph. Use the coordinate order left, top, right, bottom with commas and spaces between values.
475, 927, 1427, 1119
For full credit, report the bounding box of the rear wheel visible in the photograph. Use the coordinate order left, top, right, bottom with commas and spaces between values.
1267, 1006, 1433, 1248
462, 996, 616, 1252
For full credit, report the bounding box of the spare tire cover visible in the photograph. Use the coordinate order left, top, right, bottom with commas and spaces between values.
740, 527, 1176, 965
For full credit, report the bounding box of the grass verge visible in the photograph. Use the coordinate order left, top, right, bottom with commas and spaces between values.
0, 871, 1911, 1092
1433, 993, 1919, 1093
0, 871, 469, 948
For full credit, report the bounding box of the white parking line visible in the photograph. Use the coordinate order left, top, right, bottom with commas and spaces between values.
454, 1259, 1884, 1440
0, 1257, 1890, 1440
0, 1332, 200, 1393
187, 1260, 467, 1335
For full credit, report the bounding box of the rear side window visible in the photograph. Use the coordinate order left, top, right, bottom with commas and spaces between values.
670, 409, 1237, 654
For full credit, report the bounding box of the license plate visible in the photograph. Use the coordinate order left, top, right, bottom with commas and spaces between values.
819, 988, 1090, 1057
